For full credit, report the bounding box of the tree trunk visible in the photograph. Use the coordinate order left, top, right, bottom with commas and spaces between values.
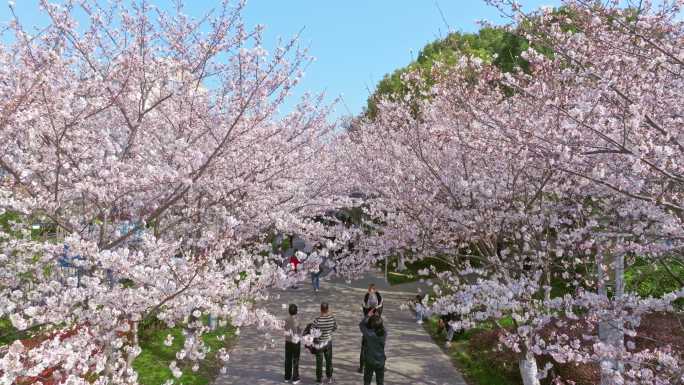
126, 321, 139, 368
209, 313, 218, 330
397, 255, 406, 271
519, 351, 541, 385
598, 253, 625, 385
103, 341, 113, 380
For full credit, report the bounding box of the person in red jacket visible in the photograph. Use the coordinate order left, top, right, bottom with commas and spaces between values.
290, 254, 300, 272
289, 253, 300, 289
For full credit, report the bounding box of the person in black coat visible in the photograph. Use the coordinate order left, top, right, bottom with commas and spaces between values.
359, 308, 386, 385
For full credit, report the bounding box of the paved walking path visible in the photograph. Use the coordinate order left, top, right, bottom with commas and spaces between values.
215, 272, 467, 385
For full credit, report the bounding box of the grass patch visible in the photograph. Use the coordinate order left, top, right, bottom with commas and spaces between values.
423, 316, 521, 385
1, 312, 236, 385
0, 317, 19, 346
134, 321, 237, 385
381, 255, 452, 285
387, 271, 417, 285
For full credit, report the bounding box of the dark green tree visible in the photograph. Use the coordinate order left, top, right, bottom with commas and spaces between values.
364, 27, 530, 120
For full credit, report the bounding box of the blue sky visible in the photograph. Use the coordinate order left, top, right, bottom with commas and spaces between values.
1, 0, 560, 119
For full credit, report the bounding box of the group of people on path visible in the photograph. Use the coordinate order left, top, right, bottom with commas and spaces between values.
358, 284, 386, 384
288, 252, 332, 292
282, 284, 387, 385
283, 246, 335, 381
283, 301, 338, 384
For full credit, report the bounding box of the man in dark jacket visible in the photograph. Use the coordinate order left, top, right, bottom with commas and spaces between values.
359, 308, 386, 385
357, 306, 374, 373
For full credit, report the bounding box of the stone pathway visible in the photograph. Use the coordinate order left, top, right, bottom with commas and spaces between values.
215, 272, 467, 385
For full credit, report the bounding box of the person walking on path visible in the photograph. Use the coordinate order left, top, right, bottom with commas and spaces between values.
289, 252, 301, 289
359, 308, 387, 385
311, 263, 322, 292
363, 284, 383, 317
312, 302, 337, 383
284, 304, 302, 384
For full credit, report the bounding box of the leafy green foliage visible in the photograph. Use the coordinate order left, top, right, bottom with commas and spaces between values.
0, 210, 22, 239
0, 317, 19, 346
365, 28, 529, 119
626, 257, 684, 306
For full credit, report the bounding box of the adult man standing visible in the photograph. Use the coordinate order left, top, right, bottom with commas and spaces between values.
312, 302, 337, 383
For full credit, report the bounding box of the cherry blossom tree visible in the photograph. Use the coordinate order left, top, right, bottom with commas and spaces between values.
481, 1, 684, 383
339, 65, 592, 385
341, 1, 684, 384
0, 1, 336, 383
